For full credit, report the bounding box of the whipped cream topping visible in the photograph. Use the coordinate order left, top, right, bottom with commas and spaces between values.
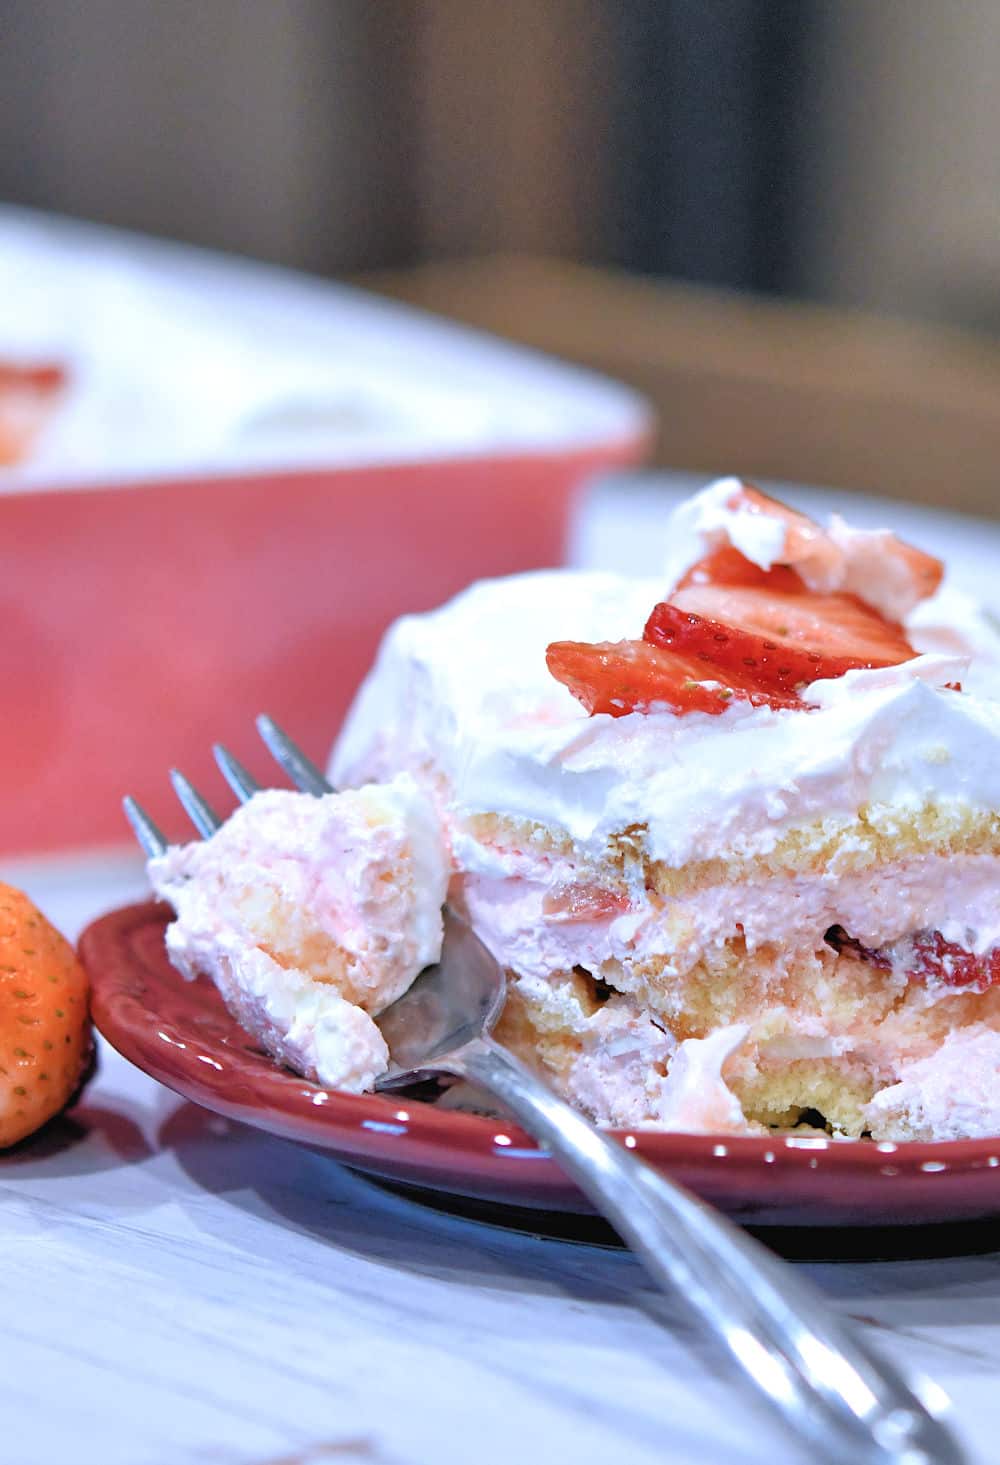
332, 567, 1000, 871
661, 475, 938, 620
662, 477, 790, 581
148, 777, 448, 1091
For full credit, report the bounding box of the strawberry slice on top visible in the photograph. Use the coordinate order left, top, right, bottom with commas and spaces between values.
676, 543, 805, 593
545, 639, 800, 718
546, 483, 928, 719
679, 481, 943, 614
548, 583, 916, 719
644, 604, 872, 701
656, 582, 916, 685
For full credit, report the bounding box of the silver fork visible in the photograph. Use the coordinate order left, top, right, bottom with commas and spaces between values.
125, 716, 964, 1465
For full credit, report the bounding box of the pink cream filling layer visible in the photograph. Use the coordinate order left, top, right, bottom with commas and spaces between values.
455, 845, 1000, 1133
458, 854, 1000, 980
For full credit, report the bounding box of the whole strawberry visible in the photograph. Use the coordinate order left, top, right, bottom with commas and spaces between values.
0, 883, 92, 1148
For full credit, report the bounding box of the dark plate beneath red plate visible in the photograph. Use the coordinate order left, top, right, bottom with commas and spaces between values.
81, 902, 1000, 1227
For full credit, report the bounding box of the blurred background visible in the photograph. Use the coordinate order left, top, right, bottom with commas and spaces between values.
5, 0, 1000, 512
0, 0, 991, 313
7, 0, 1000, 862
4, 0, 999, 321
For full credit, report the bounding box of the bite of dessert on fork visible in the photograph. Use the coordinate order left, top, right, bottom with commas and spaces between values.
136, 757, 447, 1096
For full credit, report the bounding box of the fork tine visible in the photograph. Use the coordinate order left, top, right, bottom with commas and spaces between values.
256, 714, 333, 797
213, 744, 261, 803
170, 769, 222, 837
123, 795, 168, 858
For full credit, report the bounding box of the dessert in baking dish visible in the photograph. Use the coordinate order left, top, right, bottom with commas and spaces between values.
330, 480, 1000, 1140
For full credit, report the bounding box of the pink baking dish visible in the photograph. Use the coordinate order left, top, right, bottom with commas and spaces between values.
0, 210, 650, 856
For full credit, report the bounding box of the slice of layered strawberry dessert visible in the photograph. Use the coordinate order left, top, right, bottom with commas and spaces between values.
333, 478, 1000, 1139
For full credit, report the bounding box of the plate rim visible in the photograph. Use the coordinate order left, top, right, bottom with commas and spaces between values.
79, 901, 1000, 1186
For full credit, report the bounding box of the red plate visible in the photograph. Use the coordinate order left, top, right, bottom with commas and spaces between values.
81, 901, 1000, 1227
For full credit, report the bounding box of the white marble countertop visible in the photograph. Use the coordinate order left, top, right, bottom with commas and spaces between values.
5, 476, 1000, 1465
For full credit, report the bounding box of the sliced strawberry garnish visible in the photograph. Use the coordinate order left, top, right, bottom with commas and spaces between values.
667, 583, 915, 670
828, 925, 1000, 992
551, 484, 926, 720
677, 544, 806, 593
545, 638, 799, 717
885, 539, 944, 605
681, 480, 944, 614
644, 602, 867, 696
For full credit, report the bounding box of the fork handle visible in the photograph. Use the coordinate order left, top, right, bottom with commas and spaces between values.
448, 1035, 963, 1465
